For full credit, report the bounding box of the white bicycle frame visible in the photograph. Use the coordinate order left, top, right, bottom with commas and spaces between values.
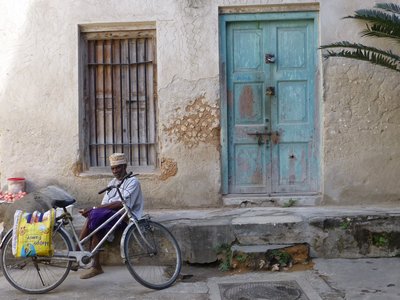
53, 180, 153, 266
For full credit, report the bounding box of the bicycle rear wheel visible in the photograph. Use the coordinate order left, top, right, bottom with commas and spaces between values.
0, 226, 73, 294
124, 220, 182, 289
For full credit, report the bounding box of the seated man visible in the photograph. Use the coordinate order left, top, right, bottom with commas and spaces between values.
78, 153, 144, 279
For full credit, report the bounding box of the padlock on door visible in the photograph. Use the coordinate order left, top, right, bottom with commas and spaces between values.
266, 86, 275, 96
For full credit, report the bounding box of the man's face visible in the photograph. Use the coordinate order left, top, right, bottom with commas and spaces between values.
111, 164, 127, 180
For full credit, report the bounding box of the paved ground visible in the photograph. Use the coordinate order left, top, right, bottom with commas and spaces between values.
0, 258, 399, 299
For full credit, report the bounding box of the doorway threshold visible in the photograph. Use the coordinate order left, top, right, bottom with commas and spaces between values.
222, 194, 322, 207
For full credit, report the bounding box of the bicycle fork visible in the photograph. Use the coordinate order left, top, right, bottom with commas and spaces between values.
120, 217, 157, 263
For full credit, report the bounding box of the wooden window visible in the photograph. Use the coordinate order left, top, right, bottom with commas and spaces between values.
82, 30, 157, 169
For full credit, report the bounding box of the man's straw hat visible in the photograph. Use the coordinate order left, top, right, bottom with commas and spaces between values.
109, 153, 127, 166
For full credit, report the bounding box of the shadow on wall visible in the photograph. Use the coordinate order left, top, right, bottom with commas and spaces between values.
323, 185, 400, 205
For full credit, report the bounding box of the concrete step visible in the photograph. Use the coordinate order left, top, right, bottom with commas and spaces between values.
222, 194, 322, 207
5, 187, 398, 265
151, 205, 400, 264
69, 205, 400, 265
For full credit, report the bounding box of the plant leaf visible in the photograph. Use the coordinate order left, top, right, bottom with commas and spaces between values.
322, 48, 399, 72
375, 3, 400, 15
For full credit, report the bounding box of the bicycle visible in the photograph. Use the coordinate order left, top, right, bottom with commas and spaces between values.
0, 172, 182, 294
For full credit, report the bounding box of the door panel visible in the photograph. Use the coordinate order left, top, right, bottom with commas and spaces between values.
227, 22, 271, 193
226, 18, 318, 195
278, 81, 308, 123
233, 29, 262, 71
234, 144, 266, 187
235, 83, 264, 124
270, 21, 316, 193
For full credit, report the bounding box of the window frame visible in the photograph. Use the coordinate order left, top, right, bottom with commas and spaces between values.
79, 23, 158, 174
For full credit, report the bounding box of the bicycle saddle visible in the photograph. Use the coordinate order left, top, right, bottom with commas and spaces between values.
52, 199, 76, 208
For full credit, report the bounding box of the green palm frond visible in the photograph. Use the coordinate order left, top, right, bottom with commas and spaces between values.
320, 3, 400, 73
361, 23, 400, 42
375, 3, 400, 14
345, 4, 400, 43
322, 49, 399, 72
347, 9, 400, 25
320, 42, 400, 72
319, 42, 400, 61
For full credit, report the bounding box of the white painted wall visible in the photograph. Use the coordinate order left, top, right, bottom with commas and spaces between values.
0, 0, 398, 208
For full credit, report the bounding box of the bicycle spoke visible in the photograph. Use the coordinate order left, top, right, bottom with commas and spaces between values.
124, 220, 181, 290
1, 228, 73, 294
32, 260, 46, 286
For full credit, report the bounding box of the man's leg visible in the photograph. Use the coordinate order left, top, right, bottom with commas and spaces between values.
91, 233, 104, 272
80, 232, 104, 279
79, 220, 90, 240
77, 219, 90, 250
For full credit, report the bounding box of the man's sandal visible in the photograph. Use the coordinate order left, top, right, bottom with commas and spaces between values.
79, 268, 104, 279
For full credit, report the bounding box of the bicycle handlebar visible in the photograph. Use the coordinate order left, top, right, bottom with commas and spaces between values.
98, 186, 111, 195
98, 172, 136, 194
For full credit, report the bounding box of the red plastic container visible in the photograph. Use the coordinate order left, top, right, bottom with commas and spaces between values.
7, 178, 26, 193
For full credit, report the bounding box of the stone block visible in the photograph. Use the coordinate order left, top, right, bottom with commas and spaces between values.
309, 216, 400, 258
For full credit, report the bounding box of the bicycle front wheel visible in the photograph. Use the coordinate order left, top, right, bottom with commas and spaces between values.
124, 220, 182, 290
1, 226, 73, 294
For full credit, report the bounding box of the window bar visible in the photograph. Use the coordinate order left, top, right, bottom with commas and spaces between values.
128, 39, 133, 165
111, 40, 115, 154
144, 38, 149, 165
102, 40, 107, 166
87, 41, 92, 165
119, 40, 124, 154
87, 41, 93, 166
135, 39, 141, 165
93, 41, 99, 166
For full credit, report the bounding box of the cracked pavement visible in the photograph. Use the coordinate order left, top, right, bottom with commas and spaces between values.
0, 258, 399, 299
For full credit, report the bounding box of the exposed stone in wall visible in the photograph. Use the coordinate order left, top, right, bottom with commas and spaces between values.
164, 97, 220, 149
71, 161, 83, 176
159, 157, 178, 181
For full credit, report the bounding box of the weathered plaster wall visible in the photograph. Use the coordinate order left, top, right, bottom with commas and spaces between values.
0, 0, 398, 208
323, 61, 400, 205
320, 0, 400, 204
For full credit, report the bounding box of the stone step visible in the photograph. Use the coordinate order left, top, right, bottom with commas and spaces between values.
3, 201, 399, 266
222, 195, 322, 207
68, 206, 400, 265
152, 206, 400, 264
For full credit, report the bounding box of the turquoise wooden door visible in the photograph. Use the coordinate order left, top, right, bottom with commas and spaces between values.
225, 17, 319, 194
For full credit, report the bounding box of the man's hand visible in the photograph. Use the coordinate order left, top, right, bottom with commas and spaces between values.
79, 207, 93, 218
79, 201, 122, 218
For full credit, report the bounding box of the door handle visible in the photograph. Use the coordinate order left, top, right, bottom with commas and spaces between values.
247, 131, 280, 145
247, 132, 265, 146
247, 131, 266, 136
247, 131, 276, 137
247, 131, 272, 146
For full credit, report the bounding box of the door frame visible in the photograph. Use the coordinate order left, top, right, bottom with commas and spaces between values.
219, 10, 321, 195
